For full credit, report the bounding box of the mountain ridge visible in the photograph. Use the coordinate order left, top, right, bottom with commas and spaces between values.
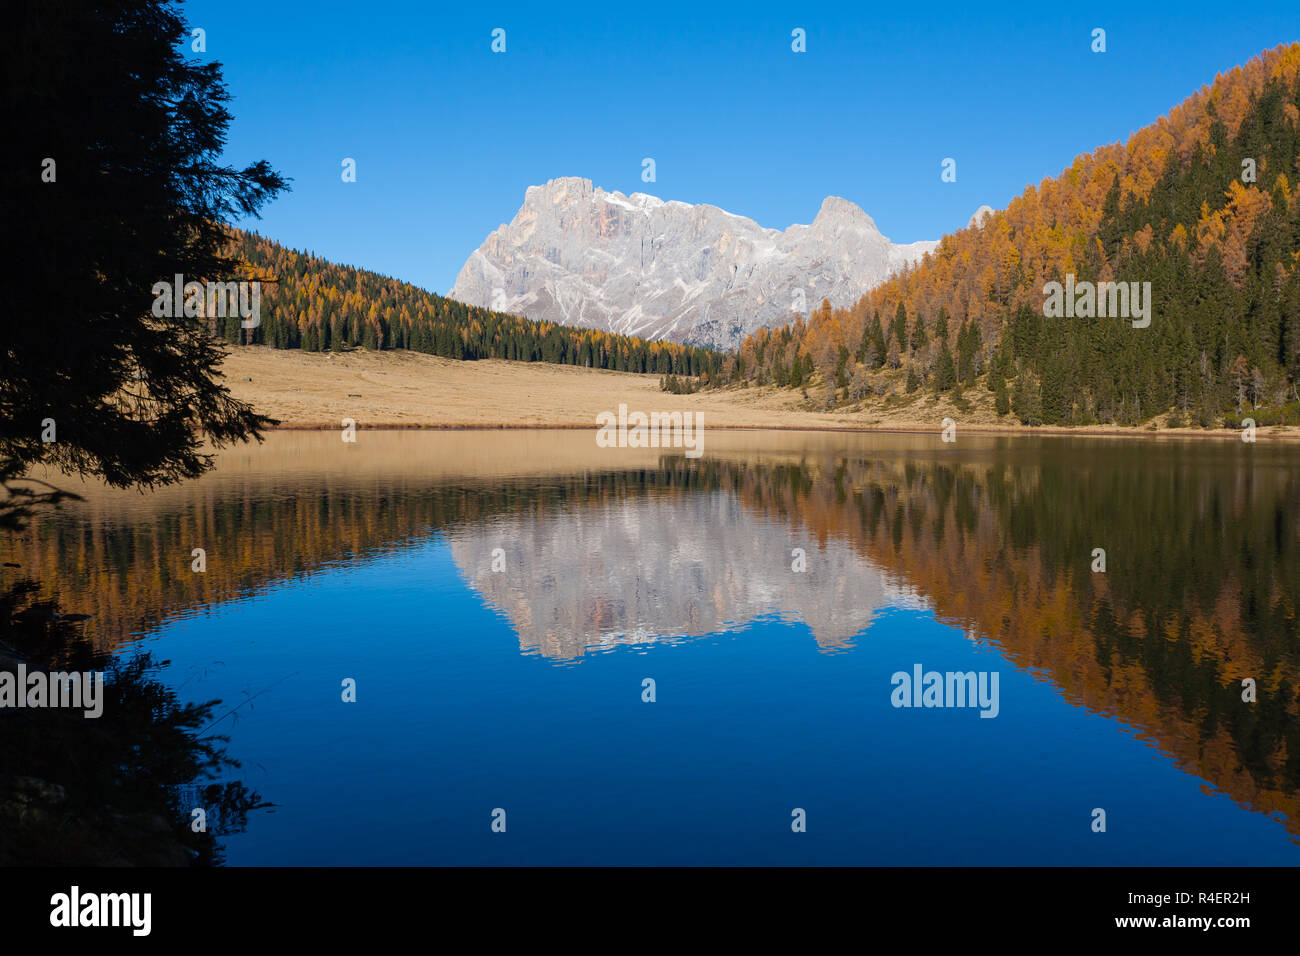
449, 177, 939, 350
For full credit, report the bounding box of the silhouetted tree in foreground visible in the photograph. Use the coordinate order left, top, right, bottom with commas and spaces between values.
0, 0, 285, 862
0, 580, 267, 865
1, 0, 288, 522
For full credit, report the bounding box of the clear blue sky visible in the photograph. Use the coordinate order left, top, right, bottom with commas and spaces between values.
187, 0, 1298, 294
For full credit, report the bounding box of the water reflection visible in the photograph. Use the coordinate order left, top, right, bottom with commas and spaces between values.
5, 430, 1298, 855
451, 490, 922, 658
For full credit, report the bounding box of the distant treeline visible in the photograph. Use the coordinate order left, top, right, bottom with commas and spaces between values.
216, 230, 723, 378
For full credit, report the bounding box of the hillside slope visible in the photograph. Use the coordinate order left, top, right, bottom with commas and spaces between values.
216, 230, 722, 378
731, 44, 1300, 429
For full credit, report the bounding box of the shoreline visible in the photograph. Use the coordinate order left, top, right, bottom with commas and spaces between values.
219, 346, 1300, 442
256, 421, 1296, 440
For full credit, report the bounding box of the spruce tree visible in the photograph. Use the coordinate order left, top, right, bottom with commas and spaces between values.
995, 378, 1011, 416
893, 303, 908, 352
1012, 372, 1043, 425
869, 313, 888, 369
1039, 361, 1069, 424
935, 307, 949, 341
986, 353, 1005, 392
934, 343, 957, 391
910, 316, 929, 352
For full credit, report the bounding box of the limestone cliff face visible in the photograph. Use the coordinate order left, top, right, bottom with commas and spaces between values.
449, 177, 937, 350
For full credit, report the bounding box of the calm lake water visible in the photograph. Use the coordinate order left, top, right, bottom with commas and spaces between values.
8, 429, 1300, 864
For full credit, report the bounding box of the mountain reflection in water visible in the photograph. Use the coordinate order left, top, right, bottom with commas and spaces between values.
6, 430, 1298, 863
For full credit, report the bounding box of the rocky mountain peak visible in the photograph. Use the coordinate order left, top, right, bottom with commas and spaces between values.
814, 195, 877, 231
450, 179, 937, 350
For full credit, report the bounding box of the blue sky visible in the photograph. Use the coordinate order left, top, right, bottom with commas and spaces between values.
188, 0, 1298, 294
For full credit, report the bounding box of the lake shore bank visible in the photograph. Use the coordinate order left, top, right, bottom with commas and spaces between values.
219, 346, 1300, 440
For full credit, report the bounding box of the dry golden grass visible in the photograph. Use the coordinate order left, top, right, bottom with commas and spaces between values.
216, 346, 1299, 439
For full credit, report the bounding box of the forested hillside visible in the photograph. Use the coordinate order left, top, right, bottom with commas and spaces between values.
726, 44, 1300, 427
214, 231, 723, 378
